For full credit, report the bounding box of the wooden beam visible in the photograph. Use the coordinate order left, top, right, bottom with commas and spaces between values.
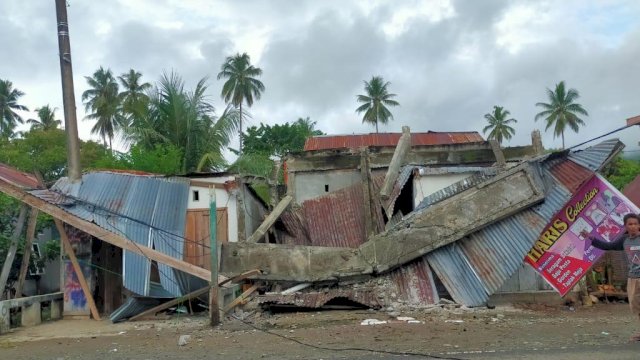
0, 178, 213, 282
0, 205, 28, 299
189, 180, 226, 189
130, 286, 210, 321
246, 195, 293, 243
54, 219, 101, 320
223, 284, 259, 313
380, 126, 411, 200
209, 188, 220, 326
15, 207, 39, 297
130, 269, 262, 321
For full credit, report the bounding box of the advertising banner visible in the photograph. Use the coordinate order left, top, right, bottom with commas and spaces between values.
525, 174, 639, 296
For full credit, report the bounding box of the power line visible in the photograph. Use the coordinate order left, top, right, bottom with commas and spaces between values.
568, 124, 634, 150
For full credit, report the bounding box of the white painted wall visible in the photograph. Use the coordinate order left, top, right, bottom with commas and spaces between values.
413, 173, 474, 207
187, 176, 238, 243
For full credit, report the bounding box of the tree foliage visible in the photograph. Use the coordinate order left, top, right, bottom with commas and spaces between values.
82, 67, 123, 149
217, 52, 264, 152
27, 105, 62, 131
482, 106, 517, 145
535, 81, 588, 149
356, 76, 399, 133
242, 117, 323, 158
0, 79, 28, 138
605, 156, 640, 191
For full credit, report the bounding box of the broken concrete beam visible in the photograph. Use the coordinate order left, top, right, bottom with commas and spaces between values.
380, 126, 411, 200
361, 162, 545, 273
220, 162, 545, 282
246, 195, 293, 243
220, 243, 372, 282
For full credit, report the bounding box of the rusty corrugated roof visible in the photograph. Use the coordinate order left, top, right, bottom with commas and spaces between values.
623, 175, 640, 207
549, 159, 594, 192
0, 163, 39, 189
303, 131, 485, 151
387, 258, 439, 305
302, 183, 368, 248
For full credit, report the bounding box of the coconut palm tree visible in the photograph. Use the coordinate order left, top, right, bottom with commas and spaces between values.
27, 105, 62, 131
217, 52, 264, 153
126, 72, 239, 173
482, 106, 517, 145
356, 76, 399, 133
118, 69, 151, 118
0, 79, 29, 137
535, 81, 588, 149
82, 67, 123, 149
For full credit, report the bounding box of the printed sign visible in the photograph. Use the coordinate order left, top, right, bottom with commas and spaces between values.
525, 174, 639, 296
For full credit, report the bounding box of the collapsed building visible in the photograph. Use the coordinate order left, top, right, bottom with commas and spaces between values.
0, 128, 625, 329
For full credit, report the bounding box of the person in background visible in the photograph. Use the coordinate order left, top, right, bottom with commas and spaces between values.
582, 213, 640, 342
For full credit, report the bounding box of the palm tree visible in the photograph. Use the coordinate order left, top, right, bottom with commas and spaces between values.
82, 67, 123, 150
0, 79, 29, 137
535, 81, 588, 149
482, 106, 517, 145
217, 53, 265, 153
356, 76, 399, 133
27, 105, 62, 131
126, 72, 239, 173
118, 69, 151, 118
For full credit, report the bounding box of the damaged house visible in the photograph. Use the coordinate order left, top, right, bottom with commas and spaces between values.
0, 127, 626, 327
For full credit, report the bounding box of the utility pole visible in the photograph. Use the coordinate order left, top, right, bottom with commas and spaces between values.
55, 0, 82, 182
209, 187, 220, 325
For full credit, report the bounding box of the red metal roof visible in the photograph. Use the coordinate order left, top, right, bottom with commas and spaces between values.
549, 159, 594, 193
303, 131, 485, 151
0, 163, 39, 189
623, 175, 640, 207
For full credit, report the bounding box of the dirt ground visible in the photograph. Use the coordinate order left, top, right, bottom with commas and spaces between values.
1, 302, 640, 359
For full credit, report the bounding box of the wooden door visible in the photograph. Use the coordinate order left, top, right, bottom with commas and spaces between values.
184, 209, 228, 270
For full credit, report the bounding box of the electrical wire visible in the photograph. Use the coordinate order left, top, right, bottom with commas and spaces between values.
567, 124, 633, 150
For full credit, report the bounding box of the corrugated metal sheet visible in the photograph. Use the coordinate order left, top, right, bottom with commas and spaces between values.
109, 297, 162, 323
427, 243, 488, 307
30, 171, 191, 297
304, 132, 485, 151
280, 210, 311, 245
568, 139, 623, 171
623, 175, 640, 207
549, 159, 594, 192
0, 163, 39, 189
371, 166, 414, 215
421, 140, 622, 306
258, 289, 383, 309
388, 258, 439, 305
302, 183, 367, 248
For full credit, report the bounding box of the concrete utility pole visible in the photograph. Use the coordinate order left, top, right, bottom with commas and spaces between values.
55, 0, 82, 182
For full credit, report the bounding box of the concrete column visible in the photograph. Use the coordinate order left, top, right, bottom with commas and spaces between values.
531, 130, 544, 156
21, 302, 42, 327
0, 301, 10, 334
50, 299, 62, 320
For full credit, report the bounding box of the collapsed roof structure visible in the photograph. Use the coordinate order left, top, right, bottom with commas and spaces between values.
0, 128, 625, 321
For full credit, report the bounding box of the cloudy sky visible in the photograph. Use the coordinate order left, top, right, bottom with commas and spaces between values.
2, 0, 640, 154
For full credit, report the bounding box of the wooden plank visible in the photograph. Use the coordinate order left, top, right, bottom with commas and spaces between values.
15, 207, 39, 297
54, 219, 101, 320
246, 195, 293, 243
130, 286, 210, 321
0, 178, 215, 282
0, 205, 28, 299
380, 126, 411, 200
223, 284, 259, 313
190, 180, 227, 189
209, 188, 220, 326
130, 269, 262, 321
